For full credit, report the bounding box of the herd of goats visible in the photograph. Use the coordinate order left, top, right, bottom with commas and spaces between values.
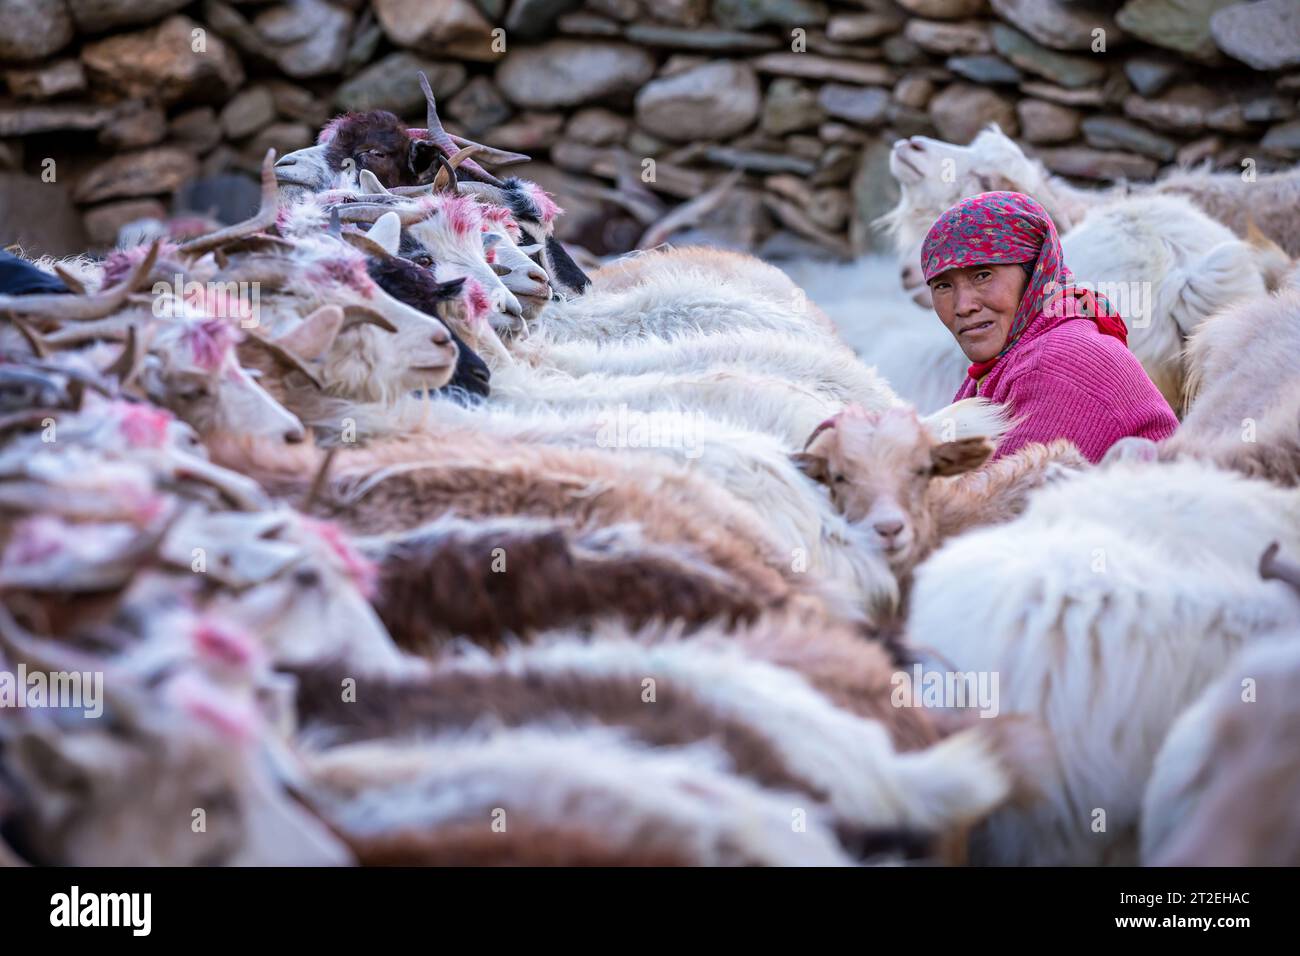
1, 71, 1299, 866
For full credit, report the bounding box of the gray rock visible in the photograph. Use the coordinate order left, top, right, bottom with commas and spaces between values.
3, 59, 86, 100
1123, 55, 1183, 97
989, 0, 1125, 51
73, 147, 200, 203
1081, 115, 1179, 161
169, 107, 222, 154
220, 86, 276, 140
556, 11, 622, 35
635, 60, 761, 141
904, 19, 993, 55
447, 76, 513, 134
850, 136, 899, 255
480, 112, 565, 151
623, 24, 781, 51
947, 54, 1023, 84
0, 0, 73, 62
83, 198, 167, 248
826, 12, 905, 42
1019, 79, 1122, 107
893, 75, 936, 109
653, 0, 709, 26
1122, 83, 1220, 132
1016, 98, 1081, 143
1241, 95, 1296, 124
702, 146, 816, 175
817, 84, 890, 126
928, 82, 1018, 143
1033, 146, 1158, 181
761, 78, 826, 135
883, 35, 927, 65
0, 103, 113, 137
245, 122, 314, 161
268, 80, 331, 127
588, 0, 640, 20
66, 0, 188, 32
81, 15, 244, 105
887, 101, 936, 137
1262, 119, 1300, 158
813, 141, 859, 184
373, 0, 497, 62
1175, 135, 1221, 166
335, 53, 467, 114
751, 52, 894, 85
1210, 0, 1300, 70
175, 172, 261, 223
254, 0, 352, 78
99, 100, 167, 150
567, 107, 631, 145
1115, 0, 1238, 60
712, 0, 829, 30
497, 41, 657, 109
506, 0, 583, 39
894, 0, 987, 18
992, 23, 1109, 88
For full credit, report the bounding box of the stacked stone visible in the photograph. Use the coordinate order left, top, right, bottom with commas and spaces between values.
0, 0, 1296, 256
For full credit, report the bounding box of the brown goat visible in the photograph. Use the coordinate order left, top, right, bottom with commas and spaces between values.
358, 515, 779, 652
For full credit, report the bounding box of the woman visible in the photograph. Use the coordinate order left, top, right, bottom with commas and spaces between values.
921, 191, 1177, 463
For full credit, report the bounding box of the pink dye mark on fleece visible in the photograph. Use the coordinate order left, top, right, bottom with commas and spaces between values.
302, 517, 377, 598
316, 114, 351, 145
193, 618, 262, 671
480, 205, 522, 240
184, 318, 240, 372
462, 277, 491, 329
523, 181, 561, 226
185, 284, 253, 326
309, 256, 375, 298
114, 401, 174, 449
101, 241, 180, 287
167, 671, 258, 744
2, 515, 64, 568
439, 194, 483, 238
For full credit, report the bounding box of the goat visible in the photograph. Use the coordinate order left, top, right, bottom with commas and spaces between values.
906, 456, 1300, 864
289, 630, 1040, 858
300, 725, 852, 866
1140, 544, 1300, 866
793, 403, 1087, 591
355, 514, 781, 651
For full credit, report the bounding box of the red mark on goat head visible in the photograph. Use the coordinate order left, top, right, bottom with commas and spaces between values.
193, 618, 261, 670
184, 318, 240, 372
114, 401, 174, 449
309, 256, 375, 298
301, 517, 377, 598
523, 182, 561, 226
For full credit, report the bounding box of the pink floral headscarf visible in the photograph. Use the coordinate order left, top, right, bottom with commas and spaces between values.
921, 191, 1128, 380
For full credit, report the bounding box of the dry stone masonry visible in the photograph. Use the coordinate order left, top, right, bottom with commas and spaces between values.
0, 0, 1296, 256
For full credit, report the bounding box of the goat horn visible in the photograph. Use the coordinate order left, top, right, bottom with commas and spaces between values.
179, 149, 280, 258
359, 169, 391, 196
1260, 541, 1300, 596
333, 204, 431, 226
341, 305, 398, 333
417, 71, 505, 187
341, 230, 394, 261
53, 265, 86, 294
0, 240, 159, 323
10, 318, 49, 358
328, 206, 342, 239
429, 150, 460, 195
100, 323, 142, 386
239, 330, 325, 391
302, 446, 338, 515
447, 134, 530, 167
388, 183, 438, 197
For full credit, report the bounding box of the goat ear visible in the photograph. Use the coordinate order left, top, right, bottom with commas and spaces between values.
408, 139, 441, 181
931, 437, 994, 476
368, 212, 402, 257
276, 305, 344, 361
791, 451, 830, 484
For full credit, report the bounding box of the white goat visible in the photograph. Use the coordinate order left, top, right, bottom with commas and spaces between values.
907, 457, 1300, 865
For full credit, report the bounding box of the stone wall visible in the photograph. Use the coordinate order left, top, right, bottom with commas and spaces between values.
0, 0, 1296, 257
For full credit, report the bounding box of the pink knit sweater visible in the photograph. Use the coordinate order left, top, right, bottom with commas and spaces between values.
953, 308, 1179, 463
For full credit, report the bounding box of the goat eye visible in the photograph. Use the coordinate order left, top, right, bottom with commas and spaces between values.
293, 567, 322, 589
177, 384, 211, 402
914, 466, 931, 477
414, 254, 433, 267
833, 475, 847, 484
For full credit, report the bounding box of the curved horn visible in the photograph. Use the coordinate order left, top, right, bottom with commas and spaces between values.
179, 149, 280, 259
101, 323, 145, 387
447, 134, 531, 167
418, 71, 505, 187
429, 150, 460, 195
11, 318, 49, 358
340, 230, 395, 261
341, 305, 398, 334
388, 183, 438, 197
0, 240, 159, 323
333, 203, 431, 226
53, 265, 87, 294
239, 331, 325, 390
302, 446, 338, 515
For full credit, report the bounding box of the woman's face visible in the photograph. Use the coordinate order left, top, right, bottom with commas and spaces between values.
929, 264, 1028, 363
